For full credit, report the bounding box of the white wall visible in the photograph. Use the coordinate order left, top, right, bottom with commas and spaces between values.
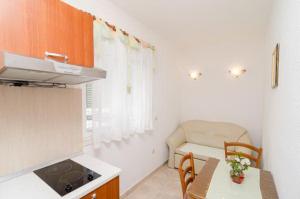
176, 35, 266, 146
64, 0, 180, 195
262, 0, 300, 198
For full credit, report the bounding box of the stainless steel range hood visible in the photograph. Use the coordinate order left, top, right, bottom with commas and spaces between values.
0, 52, 106, 85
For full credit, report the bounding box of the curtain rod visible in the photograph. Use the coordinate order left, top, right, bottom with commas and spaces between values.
93, 16, 155, 51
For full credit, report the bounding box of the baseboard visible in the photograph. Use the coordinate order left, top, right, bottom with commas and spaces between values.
120, 161, 168, 198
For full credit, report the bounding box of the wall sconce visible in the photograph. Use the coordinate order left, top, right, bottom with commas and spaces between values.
189, 71, 202, 80
228, 67, 247, 78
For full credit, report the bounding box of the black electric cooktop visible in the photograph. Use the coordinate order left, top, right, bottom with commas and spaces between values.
34, 159, 101, 196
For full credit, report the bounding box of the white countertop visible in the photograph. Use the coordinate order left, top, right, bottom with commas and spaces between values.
0, 154, 121, 199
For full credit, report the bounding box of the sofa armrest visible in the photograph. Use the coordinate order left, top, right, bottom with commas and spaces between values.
166, 127, 186, 168
236, 133, 253, 155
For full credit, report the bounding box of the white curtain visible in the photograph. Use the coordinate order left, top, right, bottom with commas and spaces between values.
129, 47, 153, 133
89, 21, 154, 144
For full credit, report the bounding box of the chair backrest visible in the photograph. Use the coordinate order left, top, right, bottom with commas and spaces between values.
178, 152, 195, 198
224, 142, 263, 168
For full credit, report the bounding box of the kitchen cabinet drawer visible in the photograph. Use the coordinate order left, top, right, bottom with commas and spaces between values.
0, 0, 94, 68
81, 177, 120, 199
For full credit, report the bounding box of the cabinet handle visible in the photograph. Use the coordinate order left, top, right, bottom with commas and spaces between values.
91, 193, 97, 199
45, 51, 69, 63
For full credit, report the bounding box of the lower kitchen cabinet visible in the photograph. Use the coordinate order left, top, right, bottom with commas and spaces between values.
81, 177, 120, 199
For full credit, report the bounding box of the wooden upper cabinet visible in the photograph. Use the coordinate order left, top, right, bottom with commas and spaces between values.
0, 0, 94, 67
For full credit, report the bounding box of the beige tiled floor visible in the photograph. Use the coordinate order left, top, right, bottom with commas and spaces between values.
123, 165, 182, 199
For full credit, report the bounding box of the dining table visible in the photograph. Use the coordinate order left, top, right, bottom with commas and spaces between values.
187, 158, 279, 199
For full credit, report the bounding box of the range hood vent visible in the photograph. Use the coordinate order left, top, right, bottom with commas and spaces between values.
0, 52, 106, 85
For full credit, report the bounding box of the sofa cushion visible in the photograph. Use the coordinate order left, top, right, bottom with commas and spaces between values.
175, 143, 225, 161
181, 120, 247, 149
175, 153, 206, 174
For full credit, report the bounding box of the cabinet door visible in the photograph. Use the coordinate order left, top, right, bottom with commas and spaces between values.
0, 0, 37, 58
46, 0, 94, 67
0, 0, 94, 68
81, 177, 120, 199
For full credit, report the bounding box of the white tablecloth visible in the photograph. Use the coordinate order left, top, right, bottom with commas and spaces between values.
206, 161, 262, 199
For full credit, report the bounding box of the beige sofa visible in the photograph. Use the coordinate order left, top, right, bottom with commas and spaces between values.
167, 120, 252, 173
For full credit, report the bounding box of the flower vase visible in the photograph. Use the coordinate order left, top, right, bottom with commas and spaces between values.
231, 172, 245, 184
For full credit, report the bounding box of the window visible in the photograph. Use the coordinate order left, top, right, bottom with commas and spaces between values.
85, 83, 93, 132
85, 20, 154, 144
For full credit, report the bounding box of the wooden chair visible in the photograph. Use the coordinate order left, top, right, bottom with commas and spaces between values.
224, 142, 263, 168
178, 152, 195, 199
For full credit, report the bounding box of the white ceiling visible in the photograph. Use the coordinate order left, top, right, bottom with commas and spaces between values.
110, 0, 273, 48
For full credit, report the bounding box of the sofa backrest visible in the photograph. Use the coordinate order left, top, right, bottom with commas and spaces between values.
180, 120, 247, 149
